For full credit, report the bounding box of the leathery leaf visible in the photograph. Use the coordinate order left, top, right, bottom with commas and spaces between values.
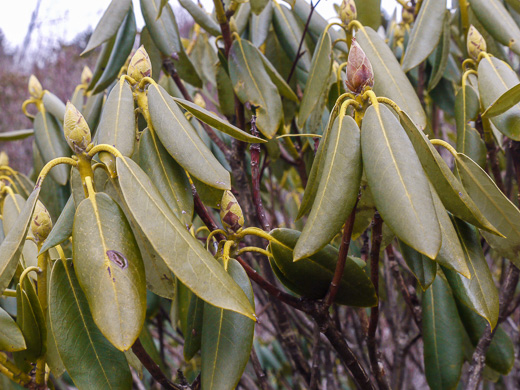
294, 114, 362, 261
147, 83, 230, 190
50, 259, 132, 389
362, 104, 441, 259
73, 191, 147, 351
201, 259, 255, 390
116, 157, 255, 319
0, 306, 26, 352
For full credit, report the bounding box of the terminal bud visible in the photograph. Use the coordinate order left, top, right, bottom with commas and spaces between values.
28, 75, 43, 99
31, 201, 53, 242
127, 46, 152, 82
346, 39, 374, 94
220, 190, 244, 233
467, 25, 487, 60
64, 102, 91, 154
339, 0, 357, 25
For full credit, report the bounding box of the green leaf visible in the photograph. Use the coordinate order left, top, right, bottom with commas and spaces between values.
401, 0, 446, 72
294, 114, 362, 261
422, 273, 464, 390
141, 0, 202, 87
251, 0, 269, 14
258, 50, 299, 103
88, 37, 116, 92
92, 9, 136, 94
297, 105, 339, 219
298, 30, 332, 128
399, 110, 499, 235
183, 293, 204, 361
0, 187, 40, 295
399, 240, 437, 290
477, 56, 520, 140
147, 83, 231, 190
362, 104, 441, 258
427, 11, 451, 91
138, 127, 194, 224
96, 79, 136, 160
140, 27, 162, 82
42, 92, 66, 123
38, 197, 75, 255
269, 228, 377, 307
216, 63, 236, 117
354, 0, 381, 30
0, 306, 26, 352
73, 192, 147, 351
429, 183, 470, 278
470, 0, 520, 56
455, 153, 520, 266
272, 1, 311, 72
14, 284, 42, 367
173, 98, 266, 143
251, 2, 273, 47
455, 299, 514, 375
116, 157, 255, 319
81, 0, 132, 55
233, 2, 251, 36
34, 112, 70, 186
442, 217, 499, 329
201, 258, 255, 390
49, 259, 132, 389
0, 129, 33, 141
482, 82, 520, 118
178, 0, 220, 36
229, 37, 283, 138
83, 92, 105, 132
455, 81, 486, 167
357, 26, 427, 131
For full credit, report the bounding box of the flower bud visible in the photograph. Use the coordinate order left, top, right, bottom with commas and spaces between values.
28, 75, 43, 99
193, 93, 206, 109
220, 190, 244, 233
81, 66, 93, 85
467, 25, 487, 60
346, 38, 374, 94
64, 101, 91, 154
339, 0, 357, 25
393, 24, 405, 42
31, 201, 52, 242
0, 151, 8, 166
127, 46, 152, 82
402, 8, 413, 24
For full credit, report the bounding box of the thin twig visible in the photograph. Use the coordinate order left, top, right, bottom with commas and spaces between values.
250, 347, 272, 390
309, 323, 322, 389
132, 338, 181, 390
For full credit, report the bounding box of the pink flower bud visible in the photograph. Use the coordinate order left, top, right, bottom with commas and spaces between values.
346, 38, 374, 94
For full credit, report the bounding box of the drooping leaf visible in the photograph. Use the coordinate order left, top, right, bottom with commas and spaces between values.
178, 0, 220, 36
116, 157, 255, 319
233, 2, 251, 36
0, 306, 26, 352
477, 54, 520, 140
427, 11, 451, 91
455, 152, 520, 266
298, 30, 332, 128
0, 129, 34, 141
470, 0, 520, 56
95, 79, 136, 163
251, 0, 269, 14
201, 259, 255, 390
272, 1, 312, 72
173, 98, 266, 143
399, 111, 499, 235
83, 92, 105, 133
399, 240, 437, 290
82, 0, 132, 55
147, 83, 231, 190
183, 293, 204, 361
13, 284, 42, 368
141, 0, 202, 87
49, 259, 132, 389
455, 299, 514, 375
228, 37, 283, 138
354, 0, 381, 30
455, 81, 486, 167
401, 0, 446, 72
362, 104, 441, 259
482, 82, 520, 118
269, 228, 377, 307
356, 25, 427, 131
0, 187, 40, 295
92, 9, 136, 94
42, 92, 66, 123
34, 111, 70, 185
442, 217, 499, 329
88, 37, 116, 92
38, 196, 75, 256
73, 192, 147, 351
251, 2, 273, 47
422, 273, 464, 390
294, 114, 362, 261
140, 27, 162, 82
257, 50, 299, 103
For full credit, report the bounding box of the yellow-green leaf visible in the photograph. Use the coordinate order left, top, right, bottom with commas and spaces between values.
0, 129, 34, 141
0, 306, 26, 352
